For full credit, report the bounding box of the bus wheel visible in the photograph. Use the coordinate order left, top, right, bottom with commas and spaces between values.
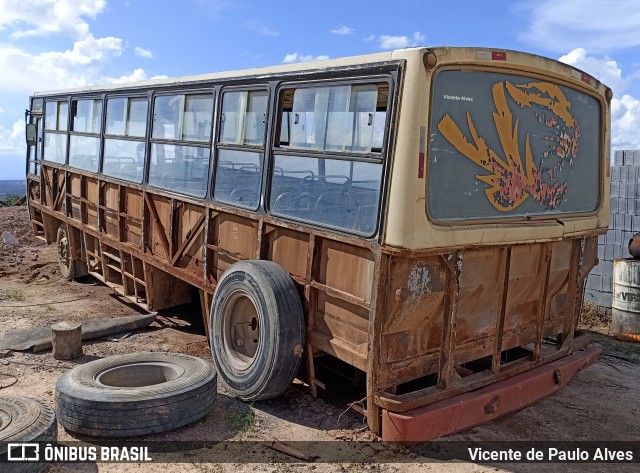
56, 224, 86, 280
210, 260, 304, 401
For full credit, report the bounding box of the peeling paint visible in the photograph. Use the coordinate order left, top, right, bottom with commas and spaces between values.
407, 264, 432, 295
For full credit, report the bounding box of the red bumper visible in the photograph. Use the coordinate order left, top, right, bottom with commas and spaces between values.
381, 347, 602, 442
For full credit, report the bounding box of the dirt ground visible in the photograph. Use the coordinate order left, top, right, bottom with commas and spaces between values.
1, 206, 639, 473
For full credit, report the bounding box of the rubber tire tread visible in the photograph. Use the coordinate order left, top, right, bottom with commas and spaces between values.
55, 352, 216, 437
0, 395, 57, 473
55, 384, 216, 429
210, 260, 304, 401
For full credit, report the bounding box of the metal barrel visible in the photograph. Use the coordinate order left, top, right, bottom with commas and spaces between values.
612, 258, 640, 339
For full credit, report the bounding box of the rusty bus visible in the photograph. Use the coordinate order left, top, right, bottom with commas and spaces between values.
25, 47, 610, 441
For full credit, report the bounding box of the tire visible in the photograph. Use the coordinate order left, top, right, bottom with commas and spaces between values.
56, 224, 87, 280
0, 395, 57, 473
55, 352, 217, 437
209, 260, 305, 401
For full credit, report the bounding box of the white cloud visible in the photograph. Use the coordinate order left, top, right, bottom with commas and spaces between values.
245, 20, 279, 37
0, 119, 25, 155
611, 95, 640, 151
107, 69, 168, 84
0, 35, 124, 94
134, 47, 154, 59
558, 48, 640, 152
516, 0, 640, 53
0, 0, 106, 39
331, 25, 354, 35
377, 32, 424, 50
364, 34, 375, 42
0, 108, 4, 114
282, 53, 329, 64
559, 48, 628, 96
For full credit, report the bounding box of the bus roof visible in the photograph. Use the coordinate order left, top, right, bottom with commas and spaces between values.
31, 46, 607, 97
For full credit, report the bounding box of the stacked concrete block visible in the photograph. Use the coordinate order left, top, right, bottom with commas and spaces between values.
585, 150, 640, 314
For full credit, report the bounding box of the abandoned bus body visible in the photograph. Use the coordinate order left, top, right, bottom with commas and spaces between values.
24, 47, 610, 440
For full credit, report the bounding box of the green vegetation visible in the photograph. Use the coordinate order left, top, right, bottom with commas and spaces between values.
1, 290, 25, 302
226, 405, 255, 434
0, 194, 25, 206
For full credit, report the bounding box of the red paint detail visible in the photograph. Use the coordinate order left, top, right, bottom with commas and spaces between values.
418, 153, 425, 179
381, 346, 601, 442
492, 51, 507, 61
581, 73, 591, 85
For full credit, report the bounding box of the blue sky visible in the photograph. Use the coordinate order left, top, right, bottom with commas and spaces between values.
1, 0, 639, 179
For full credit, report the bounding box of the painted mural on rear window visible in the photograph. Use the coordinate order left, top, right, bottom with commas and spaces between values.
428, 70, 601, 221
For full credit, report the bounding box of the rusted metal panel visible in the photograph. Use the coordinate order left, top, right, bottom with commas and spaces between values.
381, 345, 601, 442
144, 193, 172, 259
381, 256, 446, 366
103, 182, 120, 237
123, 188, 143, 246
172, 203, 206, 271
315, 291, 369, 345
456, 248, 504, 347
85, 178, 99, 228
266, 226, 309, 279
207, 211, 259, 280
317, 239, 375, 303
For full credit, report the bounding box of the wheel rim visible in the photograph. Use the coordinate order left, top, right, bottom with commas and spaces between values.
221, 289, 261, 370
58, 232, 70, 269
0, 407, 11, 433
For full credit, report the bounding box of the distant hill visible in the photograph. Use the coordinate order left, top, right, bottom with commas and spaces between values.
0, 180, 26, 199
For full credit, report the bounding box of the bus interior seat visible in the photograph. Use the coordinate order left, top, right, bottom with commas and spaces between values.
119, 163, 137, 179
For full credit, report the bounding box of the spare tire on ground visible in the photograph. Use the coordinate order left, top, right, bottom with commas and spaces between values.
0, 395, 57, 473
56, 352, 217, 437
209, 260, 304, 401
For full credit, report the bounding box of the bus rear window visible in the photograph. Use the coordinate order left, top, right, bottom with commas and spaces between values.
428, 70, 601, 222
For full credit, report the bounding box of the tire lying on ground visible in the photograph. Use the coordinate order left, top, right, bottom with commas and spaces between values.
209, 260, 305, 401
0, 395, 57, 473
56, 352, 217, 437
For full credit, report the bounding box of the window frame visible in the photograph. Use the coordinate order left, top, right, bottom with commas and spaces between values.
68, 96, 103, 173
147, 88, 215, 197
26, 114, 43, 177
273, 78, 391, 161
211, 85, 270, 210
42, 98, 70, 165
267, 76, 394, 237
102, 93, 150, 183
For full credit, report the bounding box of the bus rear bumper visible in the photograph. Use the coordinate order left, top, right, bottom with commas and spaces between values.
381, 345, 601, 442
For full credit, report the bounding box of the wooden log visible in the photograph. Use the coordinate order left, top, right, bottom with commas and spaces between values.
51, 321, 83, 360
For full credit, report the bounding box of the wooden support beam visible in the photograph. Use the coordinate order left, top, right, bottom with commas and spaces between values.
170, 212, 206, 266
144, 193, 171, 257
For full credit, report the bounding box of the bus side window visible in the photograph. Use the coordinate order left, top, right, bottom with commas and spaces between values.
214, 89, 268, 210
270, 155, 382, 235
277, 83, 388, 154
69, 98, 102, 173
148, 93, 213, 197
103, 96, 149, 183
43, 100, 69, 164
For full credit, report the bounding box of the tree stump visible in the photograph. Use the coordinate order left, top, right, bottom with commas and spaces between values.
51, 321, 83, 360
